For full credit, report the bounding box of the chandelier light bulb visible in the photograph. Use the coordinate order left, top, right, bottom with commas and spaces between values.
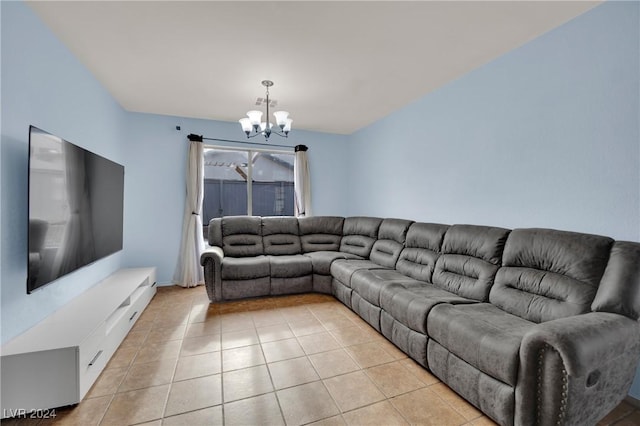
283, 118, 293, 133
273, 111, 290, 129
246, 110, 263, 126
239, 118, 252, 134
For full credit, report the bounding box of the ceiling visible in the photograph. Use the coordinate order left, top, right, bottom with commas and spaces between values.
27, 1, 601, 135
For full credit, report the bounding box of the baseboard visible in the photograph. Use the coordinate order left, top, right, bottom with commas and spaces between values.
625, 395, 640, 408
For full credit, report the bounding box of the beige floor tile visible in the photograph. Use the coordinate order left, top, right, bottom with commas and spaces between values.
184, 320, 222, 339
220, 328, 260, 350
320, 314, 357, 330
391, 387, 466, 426
131, 316, 155, 332
298, 331, 342, 355
164, 374, 222, 417
284, 312, 318, 326
375, 337, 409, 360
222, 364, 274, 402
188, 303, 218, 323
323, 371, 385, 412
399, 358, 440, 385
40, 394, 111, 426
277, 381, 340, 426
101, 385, 170, 425
467, 416, 499, 426
162, 405, 223, 426
153, 311, 190, 328
343, 400, 408, 425
268, 356, 320, 389
219, 313, 255, 332
146, 324, 186, 343
330, 326, 377, 347
262, 337, 305, 362
106, 345, 139, 369
308, 415, 347, 426
432, 383, 483, 421
345, 342, 396, 368
280, 305, 313, 318
135, 420, 162, 426
222, 344, 265, 371
311, 306, 347, 321
256, 323, 295, 342
180, 334, 222, 356
85, 367, 127, 398
309, 349, 360, 379
366, 361, 425, 397
174, 351, 222, 381
289, 318, 327, 337
80, 289, 633, 426
119, 358, 177, 392
119, 329, 149, 349
134, 340, 182, 364
251, 310, 286, 327
224, 392, 285, 426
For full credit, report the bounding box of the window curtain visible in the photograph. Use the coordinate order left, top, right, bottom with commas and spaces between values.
294, 144, 312, 217
173, 140, 205, 287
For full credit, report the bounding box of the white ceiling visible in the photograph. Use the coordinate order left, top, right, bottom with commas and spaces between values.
27, 1, 601, 135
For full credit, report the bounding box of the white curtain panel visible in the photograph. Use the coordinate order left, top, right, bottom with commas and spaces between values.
294, 145, 312, 217
173, 140, 205, 287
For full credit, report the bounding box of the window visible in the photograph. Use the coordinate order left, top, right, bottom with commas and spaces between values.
202, 147, 294, 225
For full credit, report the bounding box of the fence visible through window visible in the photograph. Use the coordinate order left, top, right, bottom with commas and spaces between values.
202, 147, 295, 230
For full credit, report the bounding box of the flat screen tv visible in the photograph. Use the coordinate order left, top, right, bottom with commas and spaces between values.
27, 126, 124, 293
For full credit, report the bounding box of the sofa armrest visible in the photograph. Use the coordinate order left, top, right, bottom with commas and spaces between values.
516, 312, 640, 426
200, 246, 225, 302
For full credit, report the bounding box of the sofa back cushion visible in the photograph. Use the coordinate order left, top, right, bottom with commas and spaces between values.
208, 218, 223, 247
262, 216, 301, 255
490, 228, 613, 323
370, 218, 414, 268
217, 216, 264, 257
298, 216, 344, 252
396, 222, 449, 282
340, 217, 383, 258
432, 224, 510, 301
592, 241, 640, 320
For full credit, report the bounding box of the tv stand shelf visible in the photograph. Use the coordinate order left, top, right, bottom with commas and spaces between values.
0, 268, 156, 416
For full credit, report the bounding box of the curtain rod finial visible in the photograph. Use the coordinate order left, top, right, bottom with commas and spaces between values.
187, 133, 203, 142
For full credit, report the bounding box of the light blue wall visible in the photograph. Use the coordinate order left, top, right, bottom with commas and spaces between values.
349, 2, 639, 243
123, 113, 349, 284
0, 2, 129, 343
348, 1, 640, 396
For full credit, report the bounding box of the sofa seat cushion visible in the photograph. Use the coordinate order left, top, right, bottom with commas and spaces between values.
351, 269, 418, 306
221, 256, 270, 280
269, 255, 312, 278
380, 283, 472, 334
331, 259, 388, 287
303, 251, 356, 275
427, 303, 535, 387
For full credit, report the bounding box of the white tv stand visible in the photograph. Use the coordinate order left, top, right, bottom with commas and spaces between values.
0, 268, 157, 417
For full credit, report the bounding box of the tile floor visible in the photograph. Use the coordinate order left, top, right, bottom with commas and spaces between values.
3, 285, 640, 426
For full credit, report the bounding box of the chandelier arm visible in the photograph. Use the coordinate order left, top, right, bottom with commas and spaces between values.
246, 132, 265, 139
269, 129, 288, 137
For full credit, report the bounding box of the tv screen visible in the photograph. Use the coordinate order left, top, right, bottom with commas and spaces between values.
27, 126, 124, 293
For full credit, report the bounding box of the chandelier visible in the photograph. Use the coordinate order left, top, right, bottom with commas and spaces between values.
239, 80, 292, 140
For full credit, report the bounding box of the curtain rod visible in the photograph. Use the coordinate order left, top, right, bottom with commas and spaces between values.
187, 133, 307, 151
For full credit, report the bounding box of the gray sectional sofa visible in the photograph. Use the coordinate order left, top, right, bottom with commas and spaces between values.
201, 215, 640, 426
